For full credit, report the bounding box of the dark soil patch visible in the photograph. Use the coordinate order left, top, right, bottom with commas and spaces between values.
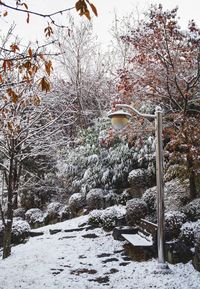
64, 227, 85, 233
108, 268, 119, 274
60, 264, 72, 268
122, 256, 132, 262
89, 276, 109, 284
70, 268, 97, 275
49, 229, 62, 235
102, 258, 119, 264
51, 268, 64, 275
59, 236, 76, 240
97, 253, 112, 258
119, 262, 131, 266
79, 255, 87, 259
81, 233, 99, 239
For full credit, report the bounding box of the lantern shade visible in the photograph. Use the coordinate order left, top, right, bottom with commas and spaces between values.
108, 110, 131, 130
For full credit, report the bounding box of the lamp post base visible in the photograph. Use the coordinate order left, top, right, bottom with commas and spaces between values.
153, 263, 172, 274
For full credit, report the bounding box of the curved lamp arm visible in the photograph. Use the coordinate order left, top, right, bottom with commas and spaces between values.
115, 103, 155, 119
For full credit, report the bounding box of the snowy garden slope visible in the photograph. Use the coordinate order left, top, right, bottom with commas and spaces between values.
0, 215, 200, 289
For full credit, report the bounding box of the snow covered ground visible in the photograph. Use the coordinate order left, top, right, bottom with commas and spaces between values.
0, 215, 200, 289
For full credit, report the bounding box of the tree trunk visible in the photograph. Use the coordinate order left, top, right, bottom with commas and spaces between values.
187, 154, 197, 199
2, 150, 14, 259
2, 220, 12, 259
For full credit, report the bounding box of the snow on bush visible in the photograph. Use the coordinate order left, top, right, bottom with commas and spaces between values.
142, 187, 157, 213
56, 120, 156, 195
46, 202, 62, 217
126, 198, 148, 225
12, 218, 30, 236
88, 209, 103, 226
181, 198, 200, 221
25, 208, 45, 228
128, 168, 155, 189
88, 205, 126, 230
86, 188, 104, 210
0, 218, 31, 246
101, 206, 126, 231
104, 191, 119, 207
68, 193, 86, 216
13, 208, 26, 219
165, 211, 187, 241
118, 189, 132, 205
44, 202, 63, 224
58, 205, 72, 221
164, 179, 190, 211
180, 220, 200, 247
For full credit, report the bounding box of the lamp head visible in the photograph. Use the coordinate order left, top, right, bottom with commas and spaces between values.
108, 110, 131, 130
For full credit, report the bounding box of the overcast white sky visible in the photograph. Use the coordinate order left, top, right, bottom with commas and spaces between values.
0, 0, 200, 45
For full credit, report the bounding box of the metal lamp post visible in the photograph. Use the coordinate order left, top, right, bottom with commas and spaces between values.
108, 104, 170, 271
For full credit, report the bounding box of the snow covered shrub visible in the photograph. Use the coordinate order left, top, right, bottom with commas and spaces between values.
101, 207, 118, 231
12, 218, 31, 244
179, 221, 200, 247
181, 198, 200, 221
25, 208, 45, 228
0, 219, 31, 247
20, 173, 64, 210
20, 188, 52, 210
88, 209, 103, 227
68, 193, 86, 216
128, 168, 155, 195
164, 179, 190, 211
101, 205, 126, 231
126, 198, 148, 225
165, 211, 187, 241
58, 205, 72, 221
88, 205, 126, 230
86, 188, 104, 210
142, 187, 157, 214
57, 119, 156, 196
164, 164, 188, 182
118, 189, 132, 205
13, 208, 26, 219
104, 191, 119, 207
44, 202, 63, 225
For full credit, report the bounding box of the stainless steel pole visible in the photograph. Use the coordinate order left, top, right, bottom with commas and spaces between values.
155, 106, 167, 268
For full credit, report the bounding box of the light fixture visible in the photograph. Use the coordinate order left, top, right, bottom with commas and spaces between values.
108, 110, 131, 130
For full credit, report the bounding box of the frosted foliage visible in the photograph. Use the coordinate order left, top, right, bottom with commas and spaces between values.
86, 188, 104, 210
101, 168, 110, 185
126, 198, 148, 225
88, 205, 126, 229
69, 193, 85, 204
165, 211, 187, 241
0, 221, 3, 232
68, 193, 86, 214
182, 198, 200, 221
13, 208, 26, 219
25, 208, 45, 224
180, 220, 200, 247
46, 202, 62, 214
101, 205, 126, 221
12, 219, 31, 236
88, 209, 102, 225
57, 121, 156, 194
142, 187, 157, 213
